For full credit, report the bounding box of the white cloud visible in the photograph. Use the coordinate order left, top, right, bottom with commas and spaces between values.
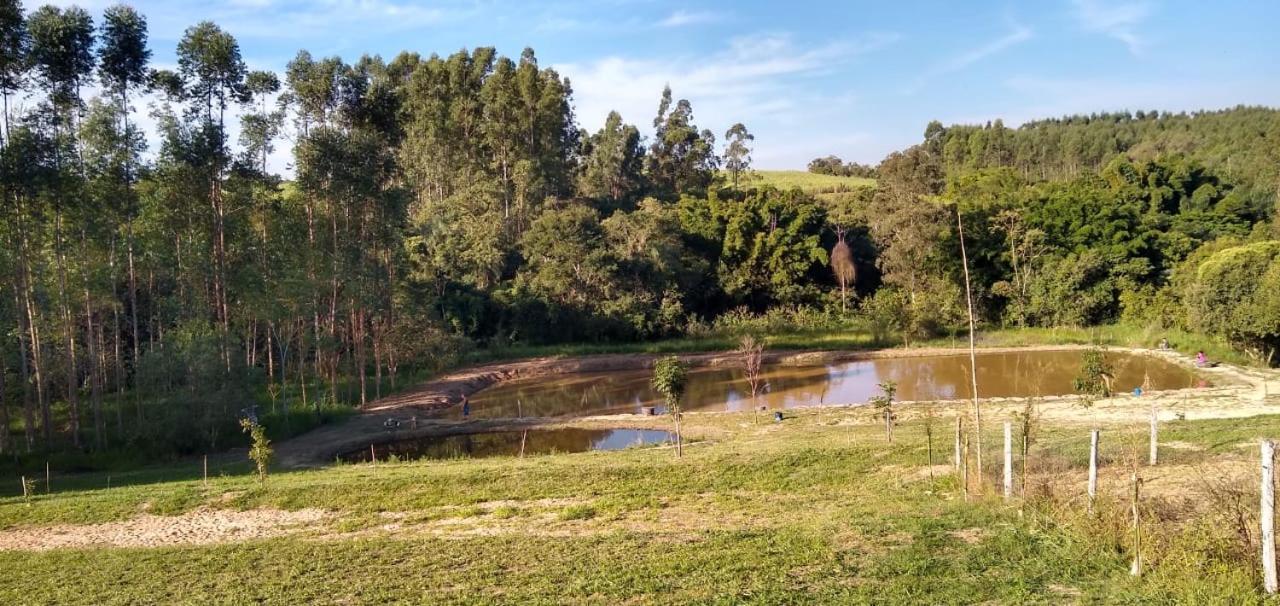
909, 19, 1031, 92
557, 31, 898, 168
1071, 0, 1152, 55
657, 10, 719, 28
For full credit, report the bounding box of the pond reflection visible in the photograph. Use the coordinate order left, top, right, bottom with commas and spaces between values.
341, 428, 674, 462
449, 350, 1200, 419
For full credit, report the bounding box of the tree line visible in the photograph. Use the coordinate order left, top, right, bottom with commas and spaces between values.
0, 1, 1276, 461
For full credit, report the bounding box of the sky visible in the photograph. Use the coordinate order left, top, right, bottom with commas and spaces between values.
41, 0, 1280, 172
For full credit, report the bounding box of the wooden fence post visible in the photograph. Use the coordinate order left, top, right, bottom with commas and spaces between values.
203, 454, 208, 487
1003, 421, 1013, 500
1263, 439, 1277, 594
1088, 429, 1100, 514
1130, 471, 1143, 576
1149, 404, 1158, 466
962, 435, 970, 502
954, 416, 963, 472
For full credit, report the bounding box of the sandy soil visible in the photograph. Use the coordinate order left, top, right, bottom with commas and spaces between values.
0, 507, 330, 551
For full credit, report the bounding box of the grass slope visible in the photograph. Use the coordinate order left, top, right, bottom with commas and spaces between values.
1, 402, 1275, 604
744, 170, 875, 194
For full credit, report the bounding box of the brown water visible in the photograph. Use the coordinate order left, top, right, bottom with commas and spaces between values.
341, 428, 673, 462
450, 350, 1202, 419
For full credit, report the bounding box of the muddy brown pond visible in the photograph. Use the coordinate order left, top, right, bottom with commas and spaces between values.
447, 350, 1202, 419
342, 428, 673, 462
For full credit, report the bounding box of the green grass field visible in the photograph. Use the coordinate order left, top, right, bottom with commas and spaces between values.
744, 170, 876, 194
2, 400, 1277, 604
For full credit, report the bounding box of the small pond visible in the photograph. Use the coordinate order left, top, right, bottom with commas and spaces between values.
447, 350, 1203, 419
342, 428, 673, 462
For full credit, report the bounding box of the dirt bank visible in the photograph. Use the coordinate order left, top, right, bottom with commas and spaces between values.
273, 345, 1278, 469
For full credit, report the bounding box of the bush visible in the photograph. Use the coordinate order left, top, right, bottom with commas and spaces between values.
1184, 241, 1280, 364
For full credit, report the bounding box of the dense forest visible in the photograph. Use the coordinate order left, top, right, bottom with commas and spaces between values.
0, 2, 1277, 460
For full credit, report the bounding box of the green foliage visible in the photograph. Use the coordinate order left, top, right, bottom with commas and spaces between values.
26, 5, 95, 109
98, 5, 151, 95
240, 418, 272, 482
576, 111, 644, 207
807, 155, 878, 178
722, 122, 753, 189
870, 380, 897, 440
1072, 346, 1114, 398
646, 85, 718, 199
650, 356, 688, 412
714, 187, 829, 307
1184, 241, 1280, 363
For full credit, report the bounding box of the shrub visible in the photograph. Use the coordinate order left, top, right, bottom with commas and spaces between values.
240, 418, 273, 482
1184, 241, 1280, 365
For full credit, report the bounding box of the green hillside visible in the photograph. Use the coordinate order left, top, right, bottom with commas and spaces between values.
745, 170, 876, 195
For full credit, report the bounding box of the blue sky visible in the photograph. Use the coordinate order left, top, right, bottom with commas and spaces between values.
47, 0, 1280, 170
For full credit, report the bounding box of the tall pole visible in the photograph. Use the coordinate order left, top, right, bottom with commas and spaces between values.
1003, 421, 1013, 499
954, 416, 963, 471
1088, 429, 1100, 514
957, 207, 982, 484
1263, 439, 1277, 594
1149, 404, 1158, 466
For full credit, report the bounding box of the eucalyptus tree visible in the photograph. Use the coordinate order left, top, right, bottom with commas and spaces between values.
98, 5, 148, 124
175, 21, 247, 359
79, 97, 142, 447
722, 122, 753, 190
0, 0, 30, 451
2, 121, 55, 451
97, 3, 148, 426
27, 5, 94, 112
0, 0, 26, 140
240, 69, 282, 174
646, 86, 717, 199
577, 111, 645, 207
27, 4, 95, 447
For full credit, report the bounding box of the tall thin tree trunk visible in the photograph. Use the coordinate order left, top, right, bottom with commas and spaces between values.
372, 318, 383, 401
55, 212, 79, 449
84, 283, 103, 451
14, 295, 35, 451
19, 258, 43, 451
352, 307, 367, 407
957, 207, 982, 484
0, 343, 8, 454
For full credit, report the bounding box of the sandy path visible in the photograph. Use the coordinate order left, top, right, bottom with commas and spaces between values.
0, 508, 330, 551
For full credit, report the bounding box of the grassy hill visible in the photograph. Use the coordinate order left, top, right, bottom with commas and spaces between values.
742, 170, 875, 197
1, 387, 1276, 603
